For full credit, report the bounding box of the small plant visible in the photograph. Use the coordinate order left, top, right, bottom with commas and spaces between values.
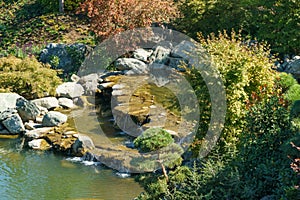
134, 128, 174, 153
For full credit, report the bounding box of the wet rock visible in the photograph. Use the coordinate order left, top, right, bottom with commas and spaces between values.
28, 139, 52, 150
58, 98, 74, 108
56, 82, 84, 99
0, 93, 22, 112
16, 98, 40, 122
72, 134, 95, 156
42, 111, 68, 127
115, 58, 148, 74
31, 97, 59, 110
133, 48, 153, 62
2, 114, 25, 134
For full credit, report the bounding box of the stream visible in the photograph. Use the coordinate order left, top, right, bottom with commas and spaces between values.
0, 106, 144, 200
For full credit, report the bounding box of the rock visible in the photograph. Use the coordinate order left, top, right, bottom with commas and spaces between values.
0, 93, 22, 112
133, 48, 153, 62
98, 82, 115, 90
42, 111, 68, 127
28, 139, 52, 150
78, 73, 101, 95
70, 74, 81, 82
0, 123, 10, 134
72, 134, 95, 156
0, 108, 18, 121
16, 97, 40, 122
24, 122, 43, 130
149, 46, 171, 64
58, 98, 74, 108
115, 58, 148, 74
56, 82, 84, 98
283, 56, 300, 80
39, 43, 91, 77
168, 57, 188, 72
171, 40, 196, 59
31, 97, 59, 110
2, 114, 25, 134
25, 127, 53, 139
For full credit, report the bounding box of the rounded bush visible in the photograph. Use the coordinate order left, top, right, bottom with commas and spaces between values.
133, 128, 174, 153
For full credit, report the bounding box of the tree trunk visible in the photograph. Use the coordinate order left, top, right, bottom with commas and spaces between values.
59, 0, 64, 13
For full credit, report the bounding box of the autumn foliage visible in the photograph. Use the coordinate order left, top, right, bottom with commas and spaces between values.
78, 0, 179, 39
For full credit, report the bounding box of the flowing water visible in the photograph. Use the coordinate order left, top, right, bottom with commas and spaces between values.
0, 107, 144, 200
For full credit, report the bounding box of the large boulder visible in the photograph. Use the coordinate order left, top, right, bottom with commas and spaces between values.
56, 82, 84, 99
78, 73, 101, 95
115, 58, 148, 74
58, 98, 74, 108
2, 113, 25, 134
133, 48, 153, 62
31, 97, 59, 110
42, 111, 68, 127
16, 97, 40, 122
39, 43, 91, 77
0, 93, 22, 112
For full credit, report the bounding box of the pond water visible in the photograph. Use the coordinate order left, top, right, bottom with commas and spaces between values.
0, 106, 144, 200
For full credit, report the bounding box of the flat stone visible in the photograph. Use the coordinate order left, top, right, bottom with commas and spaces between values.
115, 58, 148, 74
2, 114, 25, 134
24, 122, 43, 130
42, 111, 68, 127
31, 97, 59, 110
56, 82, 84, 98
25, 127, 53, 139
28, 139, 51, 150
98, 82, 115, 90
58, 98, 74, 108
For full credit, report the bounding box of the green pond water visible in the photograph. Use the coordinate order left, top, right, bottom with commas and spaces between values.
0, 107, 144, 200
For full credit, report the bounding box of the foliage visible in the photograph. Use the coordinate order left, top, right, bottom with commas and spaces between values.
38, 0, 85, 13
176, 0, 300, 56
278, 72, 298, 92
186, 31, 277, 153
286, 84, 300, 102
0, 56, 61, 99
137, 96, 300, 199
78, 0, 179, 39
134, 128, 174, 153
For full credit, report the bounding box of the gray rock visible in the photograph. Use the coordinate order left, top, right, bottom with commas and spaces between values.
28, 139, 51, 150
149, 46, 171, 64
0, 93, 22, 112
16, 97, 40, 122
2, 114, 25, 134
58, 98, 74, 108
283, 56, 300, 80
25, 127, 53, 139
0, 108, 18, 121
168, 57, 188, 72
133, 49, 153, 62
0, 123, 10, 134
73, 134, 95, 150
115, 58, 148, 74
171, 40, 197, 59
42, 111, 68, 127
31, 97, 59, 110
24, 122, 43, 130
56, 82, 84, 98
78, 73, 101, 95
39, 43, 91, 77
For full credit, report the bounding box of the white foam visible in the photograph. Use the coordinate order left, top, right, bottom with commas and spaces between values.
116, 172, 131, 178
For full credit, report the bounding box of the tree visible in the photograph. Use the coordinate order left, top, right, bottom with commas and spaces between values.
78, 0, 179, 39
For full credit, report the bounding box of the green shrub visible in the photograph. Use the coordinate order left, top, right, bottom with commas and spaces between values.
0, 56, 62, 99
134, 128, 174, 153
286, 84, 300, 101
38, 0, 84, 12
177, 0, 300, 56
278, 72, 298, 92
187, 31, 277, 150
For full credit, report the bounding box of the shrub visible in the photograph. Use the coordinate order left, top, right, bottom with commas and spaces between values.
78, 0, 179, 39
177, 0, 300, 56
187, 31, 277, 150
0, 56, 62, 99
134, 128, 174, 153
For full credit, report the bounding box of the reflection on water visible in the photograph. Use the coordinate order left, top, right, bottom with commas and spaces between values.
0, 139, 143, 200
